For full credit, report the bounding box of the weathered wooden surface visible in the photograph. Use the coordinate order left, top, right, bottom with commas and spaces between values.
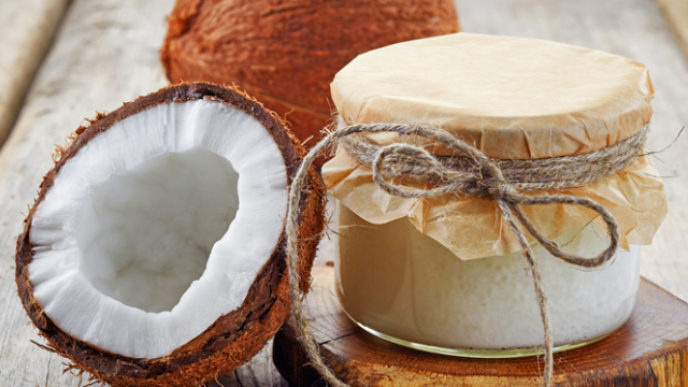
0, 0, 68, 146
656, 0, 688, 56
1, 0, 687, 386
274, 266, 688, 386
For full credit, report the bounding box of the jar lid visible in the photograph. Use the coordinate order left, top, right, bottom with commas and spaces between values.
331, 32, 653, 159
323, 33, 666, 260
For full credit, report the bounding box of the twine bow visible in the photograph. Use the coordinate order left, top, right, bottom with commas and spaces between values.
286, 123, 629, 387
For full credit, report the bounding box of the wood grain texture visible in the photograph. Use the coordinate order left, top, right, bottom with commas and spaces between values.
274, 266, 688, 386
656, 0, 688, 56
0, 0, 69, 147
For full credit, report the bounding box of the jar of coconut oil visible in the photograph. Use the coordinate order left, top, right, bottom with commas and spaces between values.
321, 33, 667, 357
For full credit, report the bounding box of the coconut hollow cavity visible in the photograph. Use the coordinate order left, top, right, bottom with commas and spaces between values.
16, 83, 324, 386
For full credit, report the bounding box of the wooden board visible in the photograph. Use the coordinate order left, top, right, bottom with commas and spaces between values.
0, 0, 68, 146
273, 266, 688, 386
656, 0, 688, 56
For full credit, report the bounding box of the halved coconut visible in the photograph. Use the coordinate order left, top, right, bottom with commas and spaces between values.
15, 83, 324, 386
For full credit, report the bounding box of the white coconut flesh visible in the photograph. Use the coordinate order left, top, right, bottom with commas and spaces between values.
28, 99, 288, 359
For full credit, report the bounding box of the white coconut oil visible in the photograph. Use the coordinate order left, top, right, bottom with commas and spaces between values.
336, 205, 639, 356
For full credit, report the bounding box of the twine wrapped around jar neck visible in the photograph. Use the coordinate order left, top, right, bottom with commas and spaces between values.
285, 121, 648, 387
339, 125, 648, 192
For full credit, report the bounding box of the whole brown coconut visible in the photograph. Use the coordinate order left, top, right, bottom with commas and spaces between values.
161, 0, 459, 148
16, 83, 324, 386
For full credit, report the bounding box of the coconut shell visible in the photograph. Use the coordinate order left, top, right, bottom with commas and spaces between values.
161, 0, 460, 148
15, 83, 325, 386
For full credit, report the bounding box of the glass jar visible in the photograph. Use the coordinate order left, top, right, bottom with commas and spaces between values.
336, 205, 639, 357
322, 33, 667, 357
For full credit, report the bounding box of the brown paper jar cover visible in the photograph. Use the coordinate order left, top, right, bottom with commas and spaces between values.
322, 33, 667, 260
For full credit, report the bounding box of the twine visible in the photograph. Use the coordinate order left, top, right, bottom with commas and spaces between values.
286, 123, 646, 387
339, 125, 647, 192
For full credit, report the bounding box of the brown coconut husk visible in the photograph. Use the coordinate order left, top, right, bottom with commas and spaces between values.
15, 83, 325, 387
160, 0, 460, 149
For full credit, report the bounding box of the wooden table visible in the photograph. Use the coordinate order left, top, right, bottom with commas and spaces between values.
1, 0, 686, 386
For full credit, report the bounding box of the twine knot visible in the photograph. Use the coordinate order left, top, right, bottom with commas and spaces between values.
487, 182, 514, 200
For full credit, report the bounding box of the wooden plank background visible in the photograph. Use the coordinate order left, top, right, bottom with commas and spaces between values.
0, 0, 686, 386
0, 0, 68, 146
656, 0, 688, 56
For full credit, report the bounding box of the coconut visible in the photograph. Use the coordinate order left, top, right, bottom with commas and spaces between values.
15, 83, 324, 386
160, 0, 460, 147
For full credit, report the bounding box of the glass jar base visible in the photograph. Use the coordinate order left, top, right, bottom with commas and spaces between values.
346, 312, 613, 359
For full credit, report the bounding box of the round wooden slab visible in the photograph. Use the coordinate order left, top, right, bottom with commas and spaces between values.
273, 265, 688, 386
